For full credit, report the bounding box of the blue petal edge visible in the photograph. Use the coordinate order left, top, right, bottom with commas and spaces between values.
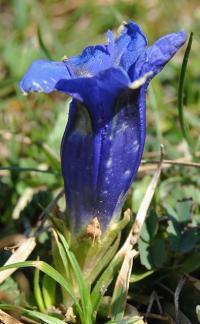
20, 60, 70, 94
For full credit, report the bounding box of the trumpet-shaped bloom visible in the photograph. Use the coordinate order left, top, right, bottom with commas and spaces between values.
20, 21, 186, 233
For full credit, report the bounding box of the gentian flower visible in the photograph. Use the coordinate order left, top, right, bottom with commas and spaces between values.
20, 21, 186, 235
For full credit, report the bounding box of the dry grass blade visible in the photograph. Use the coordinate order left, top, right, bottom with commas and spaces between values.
126, 144, 164, 249
0, 309, 23, 324
0, 237, 36, 284
110, 248, 138, 318
110, 145, 164, 320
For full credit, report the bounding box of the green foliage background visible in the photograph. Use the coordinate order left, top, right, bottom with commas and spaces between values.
0, 0, 200, 323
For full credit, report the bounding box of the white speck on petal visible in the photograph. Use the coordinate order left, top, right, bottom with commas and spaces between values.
124, 170, 131, 178
121, 122, 128, 131
135, 143, 139, 151
105, 176, 110, 184
106, 158, 112, 168
133, 140, 138, 146
32, 81, 43, 90
133, 140, 139, 152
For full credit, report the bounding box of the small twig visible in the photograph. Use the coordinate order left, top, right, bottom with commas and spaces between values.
141, 158, 200, 169
140, 312, 171, 321
146, 291, 163, 319
174, 276, 186, 324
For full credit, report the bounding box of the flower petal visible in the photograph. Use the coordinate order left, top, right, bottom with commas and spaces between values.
55, 67, 131, 117
60, 68, 147, 232
20, 60, 71, 94
63, 21, 147, 79
112, 21, 148, 74
63, 45, 112, 77
131, 31, 187, 80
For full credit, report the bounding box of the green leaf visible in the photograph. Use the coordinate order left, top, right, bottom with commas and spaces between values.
57, 232, 93, 324
138, 238, 152, 270
150, 237, 167, 268
0, 261, 83, 318
140, 211, 158, 242
91, 251, 124, 314
138, 237, 167, 269
34, 266, 45, 312
52, 230, 70, 279
0, 304, 64, 324
42, 274, 56, 309
130, 269, 154, 283
12, 0, 30, 30
51, 229, 73, 304
176, 199, 192, 223
178, 32, 193, 149
181, 252, 200, 273
23, 309, 64, 324
167, 220, 198, 253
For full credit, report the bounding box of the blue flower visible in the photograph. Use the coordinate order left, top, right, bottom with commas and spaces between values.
20, 21, 186, 234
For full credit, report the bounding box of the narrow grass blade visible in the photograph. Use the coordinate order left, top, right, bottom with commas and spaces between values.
57, 232, 93, 324
37, 26, 53, 60
51, 230, 73, 303
0, 261, 82, 317
39, 142, 61, 172
178, 32, 193, 147
130, 269, 154, 283
34, 266, 45, 312
0, 304, 64, 324
23, 310, 64, 324
89, 235, 120, 284
91, 251, 124, 314
42, 273, 56, 309
52, 230, 70, 278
